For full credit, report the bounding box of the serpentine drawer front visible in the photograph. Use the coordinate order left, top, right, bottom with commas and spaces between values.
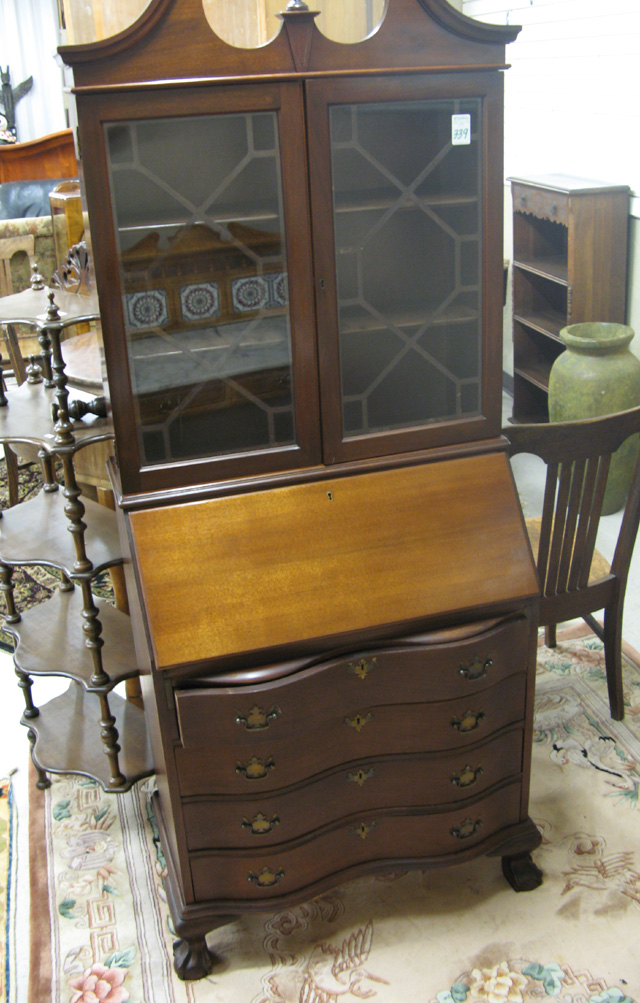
175, 615, 529, 741
175, 673, 526, 796
174, 641, 525, 798
181, 726, 524, 850
188, 782, 523, 902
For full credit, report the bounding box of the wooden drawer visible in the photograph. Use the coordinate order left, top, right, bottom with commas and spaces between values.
512, 182, 568, 224
181, 726, 524, 850
175, 615, 528, 743
175, 671, 527, 796
189, 782, 522, 902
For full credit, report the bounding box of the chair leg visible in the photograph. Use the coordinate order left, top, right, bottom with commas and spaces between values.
603, 602, 625, 721
544, 624, 557, 648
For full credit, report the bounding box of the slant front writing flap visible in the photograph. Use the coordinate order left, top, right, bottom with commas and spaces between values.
128, 452, 537, 669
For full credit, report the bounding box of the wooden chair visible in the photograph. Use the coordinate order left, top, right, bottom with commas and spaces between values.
502, 405, 640, 720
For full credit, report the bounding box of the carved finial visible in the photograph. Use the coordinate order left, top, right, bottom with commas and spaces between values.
26, 355, 43, 384
30, 262, 45, 290
277, 1, 319, 70
45, 290, 61, 323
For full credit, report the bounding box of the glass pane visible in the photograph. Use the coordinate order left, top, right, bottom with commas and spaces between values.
105, 111, 295, 466
330, 98, 482, 438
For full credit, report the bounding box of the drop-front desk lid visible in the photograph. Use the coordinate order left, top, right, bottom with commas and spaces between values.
128, 452, 538, 671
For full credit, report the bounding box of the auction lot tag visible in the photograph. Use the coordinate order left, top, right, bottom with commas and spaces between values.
451, 114, 471, 145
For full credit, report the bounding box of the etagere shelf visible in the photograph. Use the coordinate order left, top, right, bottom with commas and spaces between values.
0, 282, 152, 792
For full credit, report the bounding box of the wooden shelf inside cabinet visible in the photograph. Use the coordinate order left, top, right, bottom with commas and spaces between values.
23, 683, 153, 793
513, 364, 550, 392
512, 257, 568, 286
513, 311, 564, 341
0, 487, 123, 574
340, 303, 479, 336
511, 373, 549, 425
509, 174, 630, 424
5, 585, 138, 690
333, 191, 479, 214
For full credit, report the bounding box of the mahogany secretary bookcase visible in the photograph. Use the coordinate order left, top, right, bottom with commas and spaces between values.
61, 0, 542, 979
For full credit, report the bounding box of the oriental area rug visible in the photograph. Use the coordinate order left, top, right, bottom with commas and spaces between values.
25, 629, 640, 1003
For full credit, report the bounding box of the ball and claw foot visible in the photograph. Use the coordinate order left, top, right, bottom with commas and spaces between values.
502, 852, 543, 892
173, 936, 217, 981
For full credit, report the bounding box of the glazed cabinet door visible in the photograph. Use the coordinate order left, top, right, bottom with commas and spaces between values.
79, 82, 321, 495
307, 73, 505, 464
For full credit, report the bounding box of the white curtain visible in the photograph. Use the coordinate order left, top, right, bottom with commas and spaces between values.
0, 0, 67, 143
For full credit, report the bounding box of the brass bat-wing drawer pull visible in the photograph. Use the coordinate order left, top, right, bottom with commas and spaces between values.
450, 817, 482, 840
451, 764, 483, 788
247, 867, 284, 887
236, 756, 275, 780
451, 709, 486, 732
235, 705, 281, 730
241, 812, 280, 835
458, 655, 493, 681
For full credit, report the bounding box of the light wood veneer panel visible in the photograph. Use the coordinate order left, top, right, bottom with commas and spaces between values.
129, 453, 538, 668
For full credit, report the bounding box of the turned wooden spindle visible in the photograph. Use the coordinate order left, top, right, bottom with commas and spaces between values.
59, 452, 92, 574
80, 579, 109, 687
0, 562, 20, 623
38, 446, 59, 494
31, 266, 55, 384
98, 692, 126, 788
26, 728, 51, 790
37, 325, 54, 387
0, 353, 7, 407
45, 293, 75, 446
15, 664, 39, 720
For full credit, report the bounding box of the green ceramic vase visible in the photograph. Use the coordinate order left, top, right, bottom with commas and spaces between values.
548, 322, 640, 515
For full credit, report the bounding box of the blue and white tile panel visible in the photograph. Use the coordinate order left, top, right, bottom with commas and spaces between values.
180, 281, 220, 322
231, 272, 288, 313
124, 273, 287, 329
123, 289, 170, 330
